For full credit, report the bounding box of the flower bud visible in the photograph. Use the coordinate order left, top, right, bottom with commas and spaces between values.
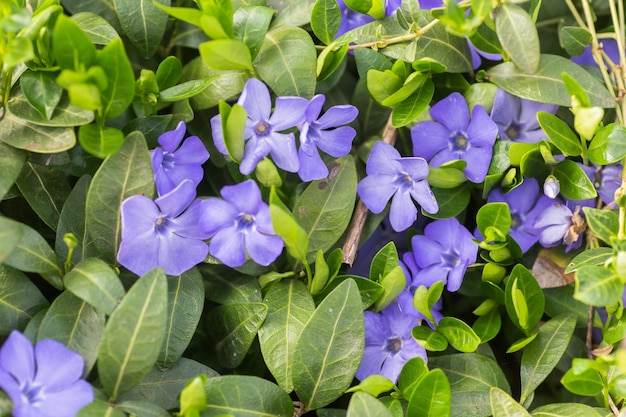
543, 176, 560, 199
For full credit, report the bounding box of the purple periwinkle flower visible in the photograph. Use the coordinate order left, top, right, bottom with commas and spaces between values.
151, 121, 210, 196
571, 38, 620, 69
405, 218, 477, 292
534, 200, 586, 252
357, 142, 438, 232
117, 179, 212, 276
411, 92, 498, 183
490, 89, 558, 143
356, 303, 427, 383
0, 331, 93, 417
599, 164, 622, 206
397, 257, 444, 327
487, 178, 552, 253
203, 180, 283, 268
210, 78, 308, 175
297, 94, 358, 181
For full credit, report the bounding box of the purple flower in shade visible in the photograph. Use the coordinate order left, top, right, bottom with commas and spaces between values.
210, 78, 308, 175
405, 218, 477, 292
356, 303, 427, 383
411, 92, 498, 183
571, 39, 620, 69
490, 89, 559, 143
534, 200, 587, 252
486, 178, 553, 253
0, 331, 93, 417
357, 142, 438, 232
297, 94, 358, 181
203, 180, 283, 268
599, 163, 622, 206
117, 180, 212, 276
336, 0, 402, 37
151, 121, 210, 196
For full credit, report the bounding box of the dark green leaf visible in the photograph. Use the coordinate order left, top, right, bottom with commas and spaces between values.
20, 71, 63, 120
473, 308, 502, 343
407, 369, 450, 417
543, 285, 589, 327
201, 266, 263, 304
78, 124, 124, 159
354, 47, 393, 79
565, 247, 613, 274
0, 110, 76, 153
78, 399, 126, 417
583, 207, 618, 245
8, 91, 94, 127
536, 112, 582, 156
397, 356, 428, 399
181, 57, 249, 110
156, 56, 182, 90
234, 6, 275, 60
64, 257, 125, 316
71, 12, 120, 46
346, 392, 393, 417
113, 0, 170, 57
476, 202, 511, 242
0, 143, 26, 200
116, 400, 171, 417
391, 79, 435, 127
0, 265, 48, 335
574, 265, 623, 307
317, 42, 348, 82
370, 242, 399, 282
314, 275, 384, 310
122, 115, 173, 147
96, 38, 135, 119
560, 26, 592, 57
490, 387, 531, 417
588, 123, 626, 165
553, 159, 597, 200
63, 0, 122, 34
311, 0, 341, 44
424, 185, 471, 219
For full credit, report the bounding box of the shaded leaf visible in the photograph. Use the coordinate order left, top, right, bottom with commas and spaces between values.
64, 257, 125, 316
96, 38, 136, 119
113, 0, 170, 57
71, 12, 120, 45
0, 265, 49, 335
0, 142, 27, 200
0, 110, 76, 153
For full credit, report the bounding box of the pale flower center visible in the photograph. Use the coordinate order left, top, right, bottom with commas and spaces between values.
255, 121, 270, 136
383, 336, 402, 355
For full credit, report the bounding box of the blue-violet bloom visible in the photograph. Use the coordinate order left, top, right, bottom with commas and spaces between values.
490, 89, 558, 143
297, 94, 358, 181
411, 92, 498, 183
151, 121, 210, 196
356, 303, 427, 383
117, 179, 212, 276
0, 330, 93, 417
357, 142, 438, 232
405, 218, 477, 292
203, 179, 283, 268
211, 78, 308, 175
572, 38, 620, 70
534, 200, 587, 252
599, 163, 622, 206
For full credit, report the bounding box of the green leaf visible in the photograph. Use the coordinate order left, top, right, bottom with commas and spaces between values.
0, 110, 76, 153
429, 353, 511, 417
116, 401, 171, 417
220, 101, 246, 163
200, 39, 254, 71
397, 356, 428, 399
490, 387, 531, 417
78, 124, 124, 160
552, 159, 597, 200
583, 207, 618, 245
437, 317, 481, 353
64, 258, 125, 316
254, 26, 317, 97
476, 202, 511, 243
71, 12, 121, 46
531, 403, 604, 417
370, 242, 398, 282
96, 38, 136, 119
412, 326, 449, 351
473, 308, 502, 343
346, 375, 395, 397
560, 367, 603, 396
270, 187, 309, 264
63, 0, 122, 34
374, 265, 406, 311
113, 0, 170, 57
543, 285, 589, 327
0, 143, 26, 200
20, 71, 63, 120
354, 48, 393, 79
258, 280, 315, 392
314, 275, 384, 310
158, 79, 211, 102
519, 314, 576, 404
346, 392, 393, 417
487, 54, 614, 108
565, 247, 613, 274
317, 42, 349, 82
311, 0, 341, 45
38, 291, 105, 376
367, 69, 403, 106
560, 26, 592, 57
507, 333, 538, 354
536, 112, 582, 156
52, 14, 96, 70
85, 131, 154, 264
495, 4, 539, 74
574, 265, 623, 307
78, 399, 126, 417
293, 279, 365, 410
155, 56, 182, 91
425, 185, 471, 219
0, 265, 49, 335
391, 79, 435, 127
158, 268, 204, 369
588, 123, 626, 165
407, 369, 450, 417
203, 375, 294, 417
234, 6, 275, 60
98, 268, 168, 399
8, 91, 94, 127
505, 264, 545, 335
293, 156, 357, 260
206, 302, 268, 369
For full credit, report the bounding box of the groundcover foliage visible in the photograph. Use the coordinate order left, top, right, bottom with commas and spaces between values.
3, 0, 626, 416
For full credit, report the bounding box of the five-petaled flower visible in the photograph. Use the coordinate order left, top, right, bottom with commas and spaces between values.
357, 142, 438, 232
117, 179, 212, 276
411, 92, 498, 183
405, 218, 477, 292
297, 94, 358, 181
0, 330, 94, 417
203, 179, 284, 268
210, 78, 308, 176
151, 121, 210, 196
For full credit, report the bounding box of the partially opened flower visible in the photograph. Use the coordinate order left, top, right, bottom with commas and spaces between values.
117, 179, 212, 276
534, 200, 587, 252
490, 89, 558, 143
357, 142, 438, 232
151, 121, 210, 196
0, 330, 93, 417
203, 180, 283, 268
356, 303, 426, 383
297, 94, 358, 181
210, 78, 308, 175
406, 218, 477, 292
411, 92, 498, 182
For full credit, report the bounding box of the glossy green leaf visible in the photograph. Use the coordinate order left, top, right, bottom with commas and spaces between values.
269, 0, 316, 28
201, 265, 263, 304
476, 202, 511, 243
85, 132, 154, 264
425, 185, 471, 219
583, 207, 618, 245
258, 280, 315, 392
560, 26, 592, 57
505, 264, 544, 334
0, 216, 21, 265
203, 375, 294, 417
293, 156, 357, 260
413, 281, 444, 325
560, 367, 603, 396
531, 403, 604, 417
574, 265, 623, 307
437, 317, 481, 353
374, 265, 406, 311
346, 392, 393, 417
71, 12, 120, 45
270, 187, 309, 263
78, 124, 124, 160
64, 258, 125, 316
0, 143, 26, 201
412, 326, 448, 351
98, 268, 168, 399
553, 159, 597, 200
370, 242, 398, 282
293, 279, 365, 410
206, 302, 268, 369
473, 308, 502, 343
254, 26, 317, 97
113, 0, 170, 57
346, 375, 395, 397
317, 42, 348, 82
564, 247, 613, 274
155, 56, 182, 91
38, 291, 105, 376
490, 387, 531, 417
487, 54, 614, 108
519, 314, 576, 404
536, 112, 582, 156
314, 275, 384, 310
122, 115, 173, 147
78, 399, 126, 417
354, 47, 393, 79
158, 79, 211, 102
397, 356, 428, 399
20, 71, 63, 120
311, 0, 341, 45
0, 110, 76, 153
0, 265, 48, 335
220, 101, 246, 163
367, 69, 403, 105
429, 353, 511, 417
63, 0, 122, 34
507, 333, 538, 354
587, 123, 626, 165
495, 4, 539, 73
407, 369, 450, 417
391, 79, 435, 127
8, 92, 94, 127
53, 14, 96, 70
96, 38, 135, 119
158, 268, 204, 369
234, 6, 275, 60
